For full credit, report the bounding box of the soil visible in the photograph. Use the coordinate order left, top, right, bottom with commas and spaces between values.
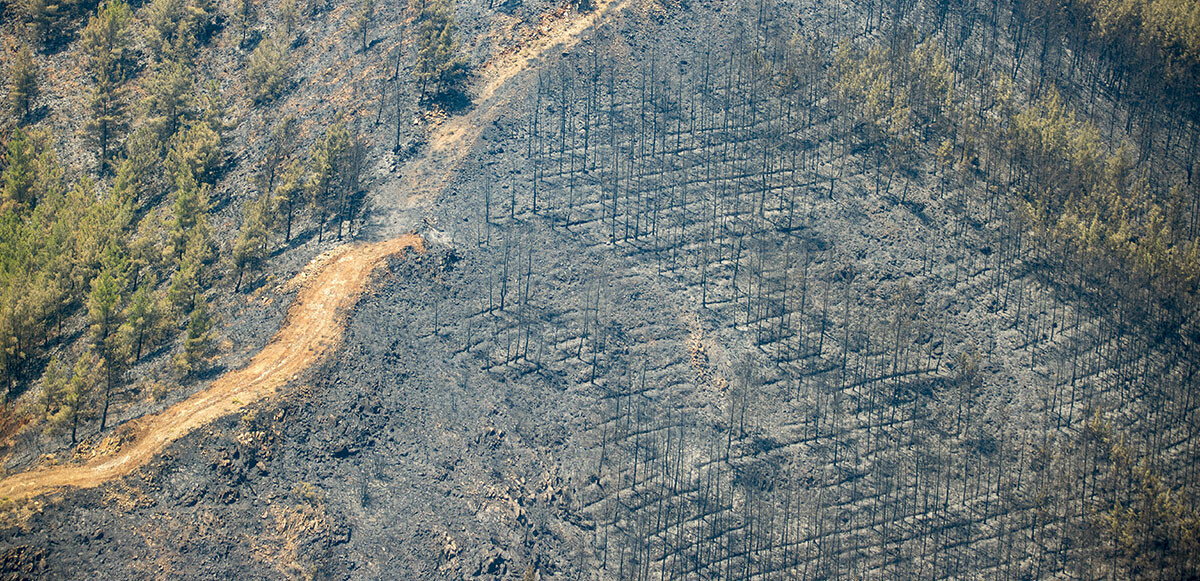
1, 0, 1196, 579
371, 0, 631, 227
0, 0, 619, 503
0, 236, 424, 502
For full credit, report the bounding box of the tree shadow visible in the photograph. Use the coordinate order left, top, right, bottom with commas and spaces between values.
190, 363, 227, 382
425, 88, 473, 115
237, 271, 272, 295
269, 227, 320, 259
365, 36, 386, 53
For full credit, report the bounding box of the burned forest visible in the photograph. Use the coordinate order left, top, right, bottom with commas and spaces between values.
1, 0, 1198, 578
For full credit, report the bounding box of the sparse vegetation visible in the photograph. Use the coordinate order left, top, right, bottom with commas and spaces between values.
0, 0, 1197, 578
6, 46, 39, 122
351, 0, 375, 53
414, 0, 468, 101
246, 34, 290, 104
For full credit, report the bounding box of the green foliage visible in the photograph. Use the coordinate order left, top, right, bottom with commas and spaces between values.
232, 193, 273, 291
167, 251, 200, 313
143, 60, 196, 141
0, 170, 86, 396
1073, 0, 1200, 107
123, 277, 165, 361
87, 247, 133, 431
167, 121, 222, 185
0, 0, 234, 439
174, 296, 214, 377
113, 127, 166, 205
50, 350, 102, 443
17, 0, 69, 48
274, 0, 301, 40
145, 0, 190, 61
81, 0, 134, 84
835, 34, 1200, 288
779, 32, 827, 99
836, 36, 955, 157
197, 81, 235, 144
273, 158, 305, 242
7, 46, 39, 122
166, 167, 212, 262
351, 0, 375, 52
0, 137, 74, 400
38, 354, 67, 421
1086, 415, 1200, 578
1008, 90, 1103, 196
246, 35, 291, 104
128, 211, 166, 282
258, 114, 298, 196
86, 246, 128, 350
164, 169, 216, 320
71, 180, 134, 286
84, 75, 129, 172
231, 0, 259, 47
1008, 90, 1200, 285
1, 128, 37, 214
306, 118, 351, 242
144, 0, 219, 63
414, 0, 468, 100
80, 0, 134, 171
0, 291, 27, 406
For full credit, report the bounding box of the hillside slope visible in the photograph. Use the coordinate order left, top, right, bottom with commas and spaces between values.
2, 0, 1199, 579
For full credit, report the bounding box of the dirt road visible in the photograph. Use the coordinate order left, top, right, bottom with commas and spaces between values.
385, 0, 630, 207
0, 0, 629, 504
0, 236, 424, 502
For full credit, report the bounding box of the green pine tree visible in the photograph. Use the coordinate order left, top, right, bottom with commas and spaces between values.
1, 128, 36, 214
123, 278, 162, 361
351, 0, 375, 52
167, 167, 212, 261
54, 350, 102, 444
246, 35, 290, 104
80, 0, 133, 84
7, 45, 40, 121
144, 60, 196, 141
175, 296, 214, 377
232, 193, 273, 291
18, 0, 67, 49
414, 0, 468, 101
274, 159, 304, 243
39, 354, 68, 421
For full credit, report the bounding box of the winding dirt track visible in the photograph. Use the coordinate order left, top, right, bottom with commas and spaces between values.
0, 236, 423, 502
0, 0, 629, 504
389, 0, 629, 206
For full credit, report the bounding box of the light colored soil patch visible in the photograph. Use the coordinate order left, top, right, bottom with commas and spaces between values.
0, 235, 424, 502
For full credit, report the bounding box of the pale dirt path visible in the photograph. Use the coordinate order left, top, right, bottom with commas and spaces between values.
0, 236, 424, 502
384, 0, 630, 209
0, 0, 629, 504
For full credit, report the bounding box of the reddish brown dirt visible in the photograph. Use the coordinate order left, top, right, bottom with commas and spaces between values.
0, 0, 631, 505
0, 235, 424, 502
390, 0, 630, 205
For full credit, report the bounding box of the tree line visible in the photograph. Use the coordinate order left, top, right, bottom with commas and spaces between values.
0, 0, 234, 443
1, 0, 469, 448
835, 32, 1200, 295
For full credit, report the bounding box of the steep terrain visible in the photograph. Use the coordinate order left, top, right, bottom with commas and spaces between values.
2, 0, 1199, 579
0, 0, 622, 505
0, 235, 422, 502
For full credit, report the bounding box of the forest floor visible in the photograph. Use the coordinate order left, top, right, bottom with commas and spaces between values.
0, 0, 623, 504
374, 0, 630, 226
4, 0, 1193, 578
0, 235, 424, 502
